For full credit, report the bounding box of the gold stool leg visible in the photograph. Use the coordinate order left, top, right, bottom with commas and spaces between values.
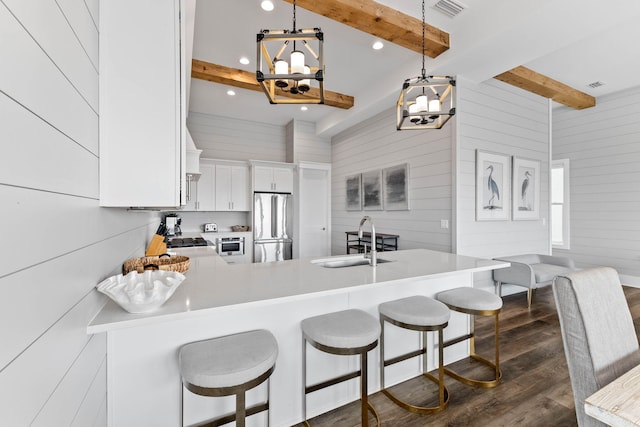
380, 320, 450, 414
361, 351, 368, 425
443, 311, 502, 388
304, 339, 380, 427
236, 391, 246, 427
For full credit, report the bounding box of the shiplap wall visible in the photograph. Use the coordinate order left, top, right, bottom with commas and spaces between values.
456, 78, 550, 292
331, 107, 454, 255
553, 86, 640, 285
187, 112, 286, 161
285, 120, 332, 164
0, 1, 156, 425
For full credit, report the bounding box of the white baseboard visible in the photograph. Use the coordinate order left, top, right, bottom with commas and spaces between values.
499, 284, 527, 297
620, 274, 640, 288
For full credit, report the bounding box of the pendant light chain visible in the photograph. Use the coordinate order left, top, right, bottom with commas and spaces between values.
421, 0, 426, 79
293, 0, 297, 33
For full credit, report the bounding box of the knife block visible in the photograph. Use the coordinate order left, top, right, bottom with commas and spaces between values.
145, 234, 167, 256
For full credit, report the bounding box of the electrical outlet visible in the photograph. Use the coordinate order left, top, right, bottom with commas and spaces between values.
440, 219, 449, 229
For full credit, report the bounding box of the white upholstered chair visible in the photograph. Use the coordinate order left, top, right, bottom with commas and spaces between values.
553, 267, 640, 426
494, 254, 576, 307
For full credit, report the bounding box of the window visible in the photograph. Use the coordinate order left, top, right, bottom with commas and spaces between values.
552, 159, 570, 249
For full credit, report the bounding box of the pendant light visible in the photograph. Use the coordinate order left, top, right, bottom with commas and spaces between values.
256, 0, 325, 104
396, 0, 455, 130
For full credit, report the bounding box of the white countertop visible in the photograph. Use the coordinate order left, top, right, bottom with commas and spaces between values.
88, 249, 508, 334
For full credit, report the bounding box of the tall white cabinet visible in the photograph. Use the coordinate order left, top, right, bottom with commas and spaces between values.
99, 0, 187, 207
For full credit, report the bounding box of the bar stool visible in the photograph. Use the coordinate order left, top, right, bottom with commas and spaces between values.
436, 287, 503, 388
301, 309, 381, 426
178, 329, 278, 427
379, 295, 451, 414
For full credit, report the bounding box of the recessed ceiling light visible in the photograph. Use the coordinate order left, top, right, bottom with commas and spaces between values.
227, 90, 236, 96
300, 106, 308, 111
372, 41, 384, 50
239, 57, 250, 65
261, 1, 274, 11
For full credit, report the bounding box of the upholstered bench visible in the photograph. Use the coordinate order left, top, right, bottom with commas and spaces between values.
492, 254, 576, 308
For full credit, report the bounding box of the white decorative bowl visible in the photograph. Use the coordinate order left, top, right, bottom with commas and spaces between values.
96, 270, 186, 314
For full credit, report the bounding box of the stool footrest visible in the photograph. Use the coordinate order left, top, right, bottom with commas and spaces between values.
443, 354, 502, 388
306, 370, 360, 395
189, 402, 269, 427
443, 333, 473, 348
383, 348, 426, 368
381, 372, 449, 415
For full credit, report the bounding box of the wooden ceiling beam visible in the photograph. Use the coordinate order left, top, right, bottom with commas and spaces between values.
495, 66, 595, 110
282, 0, 449, 58
192, 59, 355, 110
288, 0, 593, 110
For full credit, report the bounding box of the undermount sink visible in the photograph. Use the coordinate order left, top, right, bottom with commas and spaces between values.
311, 256, 393, 268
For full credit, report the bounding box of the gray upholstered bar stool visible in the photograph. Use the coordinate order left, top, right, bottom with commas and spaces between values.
301, 309, 381, 426
178, 329, 278, 427
379, 296, 451, 414
436, 287, 503, 388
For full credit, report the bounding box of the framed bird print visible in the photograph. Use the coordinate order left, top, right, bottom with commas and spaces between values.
512, 157, 541, 220
476, 150, 511, 221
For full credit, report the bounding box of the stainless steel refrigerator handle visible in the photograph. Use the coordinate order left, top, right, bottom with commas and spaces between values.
271, 194, 278, 238
282, 194, 288, 238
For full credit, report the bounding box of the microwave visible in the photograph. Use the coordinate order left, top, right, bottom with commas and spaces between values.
216, 237, 245, 256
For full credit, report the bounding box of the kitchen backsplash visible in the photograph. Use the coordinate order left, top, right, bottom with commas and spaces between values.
173, 211, 251, 233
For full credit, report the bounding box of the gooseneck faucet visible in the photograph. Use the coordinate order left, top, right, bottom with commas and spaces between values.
358, 216, 377, 266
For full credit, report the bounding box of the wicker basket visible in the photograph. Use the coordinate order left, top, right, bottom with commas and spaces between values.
231, 225, 250, 232
122, 254, 190, 275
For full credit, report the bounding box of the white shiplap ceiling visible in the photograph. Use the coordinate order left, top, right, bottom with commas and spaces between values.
188, 0, 640, 137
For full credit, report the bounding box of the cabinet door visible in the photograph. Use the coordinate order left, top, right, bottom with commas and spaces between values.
197, 163, 215, 211
253, 166, 274, 192
273, 167, 294, 193
99, 0, 185, 207
230, 165, 249, 211
214, 164, 232, 211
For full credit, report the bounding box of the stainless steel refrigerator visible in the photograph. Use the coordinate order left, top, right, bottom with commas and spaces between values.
253, 192, 293, 262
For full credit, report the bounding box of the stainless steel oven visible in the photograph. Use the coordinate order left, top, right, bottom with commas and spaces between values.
216, 237, 245, 256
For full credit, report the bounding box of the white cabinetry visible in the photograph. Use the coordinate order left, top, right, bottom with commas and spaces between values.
215, 162, 249, 211
184, 163, 215, 211
99, 0, 186, 207
252, 163, 294, 193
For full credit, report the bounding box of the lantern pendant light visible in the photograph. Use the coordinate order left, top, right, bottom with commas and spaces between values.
396, 0, 455, 130
256, 0, 325, 104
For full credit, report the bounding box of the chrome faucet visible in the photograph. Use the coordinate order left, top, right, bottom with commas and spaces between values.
358, 216, 377, 266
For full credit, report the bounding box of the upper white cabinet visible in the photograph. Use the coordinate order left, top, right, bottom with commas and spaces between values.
252, 162, 294, 193
99, 0, 188, 207
215, 162, 249, 211
184, 162, 215, 211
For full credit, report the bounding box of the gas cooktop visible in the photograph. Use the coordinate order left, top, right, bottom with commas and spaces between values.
166, 237, 210, 248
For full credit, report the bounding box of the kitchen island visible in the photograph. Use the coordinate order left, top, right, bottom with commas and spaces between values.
88, 249, 508, 426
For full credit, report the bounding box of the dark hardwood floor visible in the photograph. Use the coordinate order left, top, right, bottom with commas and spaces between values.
296, 286, 640, 427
